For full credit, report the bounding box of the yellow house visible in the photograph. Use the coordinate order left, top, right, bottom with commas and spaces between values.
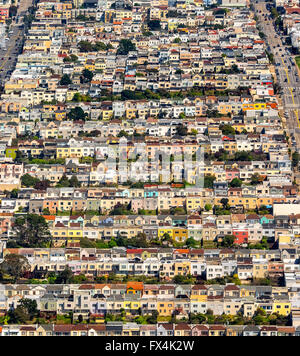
253, 261, 268, 279
21, 147, 43, 158
158, 227, 173, 240
66, 89, 77, 101
278, 235, 291, 245
223, 141, 237, 155
125, 108, 137, 119
257, 197, 273, 207
84, 62, 95, 71
242, 103, 267, 111
67, 229, 83, 239
115, 226, 143, 239
68, 146, 84, 158
157, 300, 174, 316
126, 282, 144, 295
186, 197, 203, 211
123, 299, 141, 315
124, 83, 136, 91
55, 111, 67, 121
174, 261, 191, 276
115, 10, 132, 21
224, 57, 237, 67
172, 227, 188, 243
58, 199, 73, 211
225, 196, 257, 210
51, 226, 68, 240
34, 249, 50, 260
62, 9, 72, 19
218, 103, 232, 115
190, 287, 208, 302
233, 123, 246, 133
141, 250, 157, 260
56, 147, 70, 159
168, 20, 178, 31
272, 301, 291, 316
101, 109, 113, 120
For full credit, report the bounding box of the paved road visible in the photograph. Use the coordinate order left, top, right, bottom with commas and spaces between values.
254, 1, 300, 150
0, 0, 34, 87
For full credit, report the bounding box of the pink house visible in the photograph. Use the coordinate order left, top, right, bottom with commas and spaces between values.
191, 325, 209, 336
131, 198, 144, 213
225, 169, 240, 181
0, 7, 9, 19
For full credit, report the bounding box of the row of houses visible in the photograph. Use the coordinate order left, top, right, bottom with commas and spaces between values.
1, 323, 299, 337
0, 282, 299, 319
1, 246, 300, 284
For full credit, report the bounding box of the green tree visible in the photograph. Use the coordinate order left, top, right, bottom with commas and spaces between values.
147, 19, 161, 31
69, 175, 81, 187
10, 189, 19, 199
59, 74, 72, 85
176, 124, 188, 136
117, 130, 129, 138
234, 151, 252, 161
162, 232, 172, 243
250, 173, 262, 185
229, 178, 242, 188
56, 266, 74, 284
0, 254, 30, 282
34, 179, 51, 191
186, 237, 198, 248
220, 198, 229, 209
57, 174, 70, 187
14, 214, 51, 248
117, 39, 136, 55
204, 203, 212, 211
108, 238, 117, 248
204, 175, 216, 188
147, 310, 159, 324
292, 151, 300, 167
219, 124, 235, 136
19, 299, 38, 319
67, 107, 87, 121
8, 306, 28, 324
81, 69, 94, 83
173, 274, 194, 284
78, 40, 94, 52
130, 234, 149, 248
79, 237, 96, 248
21, 174, 39, 187
175, 69, 184, 75
63, 54, 78, 63
221, 235, 235, 248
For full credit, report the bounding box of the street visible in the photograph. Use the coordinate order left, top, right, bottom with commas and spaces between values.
0, 0, 34, 87
254, 0, 300, 150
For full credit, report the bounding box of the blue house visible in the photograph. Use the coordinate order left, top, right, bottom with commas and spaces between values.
260, 215, 274, 225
